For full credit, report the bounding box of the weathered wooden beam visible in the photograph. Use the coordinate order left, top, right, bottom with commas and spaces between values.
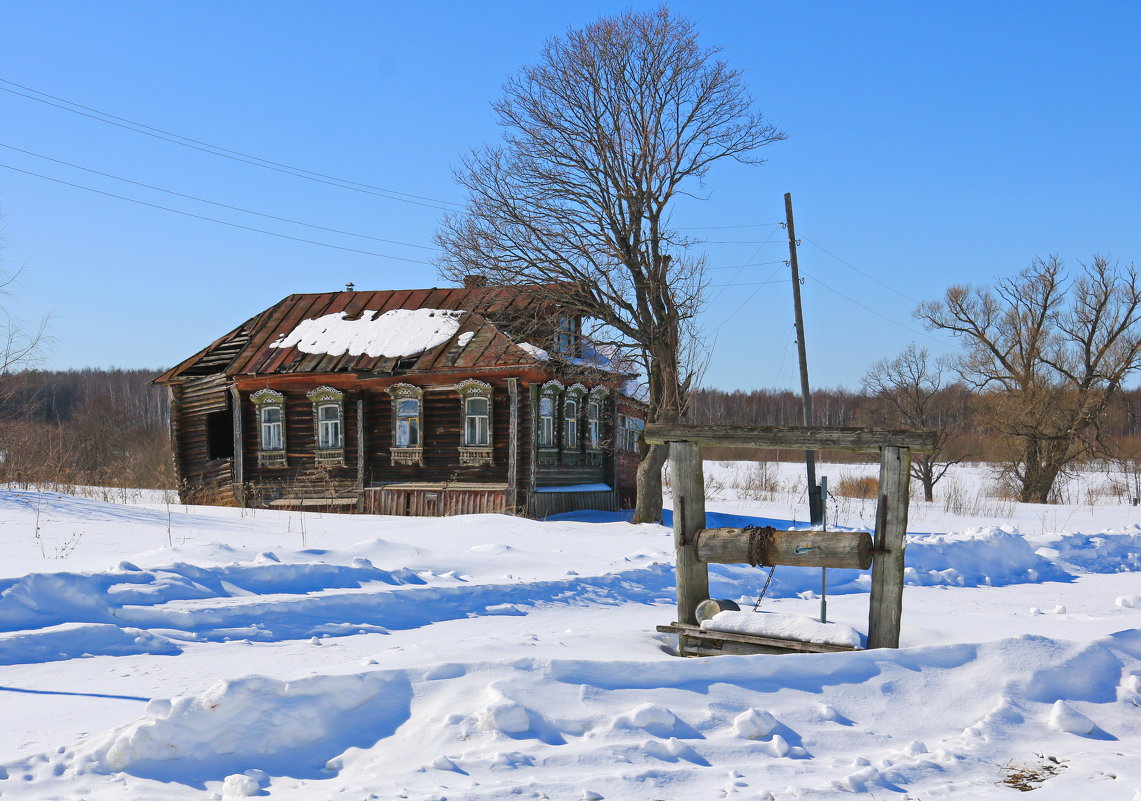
643, 424, 937, 453
656, 624, 857, 654
696, 527, 872, 570
868, 445, 911, 648
671, 441, 709, 626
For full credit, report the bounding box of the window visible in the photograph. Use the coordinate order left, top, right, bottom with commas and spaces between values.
251, 389, 287, 467
563, 384, 587, 451
586, 386, 608, 450
465, 396, 490, 446
539, 396, 555, 447
306, 386, 345, 466
538, 380, 563, 453
618, 413, 645, 452
395, 398, 420, 447
587, 401, 601, 448
456, 379, 493, 466
260, 405, 283, 451
564, 397, 578, 446
206, 408, 234, 460
387, 383, 424, 466
317, 404, 341, 449
555, 315, 578, 356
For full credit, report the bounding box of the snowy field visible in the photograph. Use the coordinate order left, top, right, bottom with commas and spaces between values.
1, 461, 1139, 800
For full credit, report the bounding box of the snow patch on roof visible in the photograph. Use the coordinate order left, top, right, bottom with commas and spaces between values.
270, 308, 464, 358
516, 342, 550, 361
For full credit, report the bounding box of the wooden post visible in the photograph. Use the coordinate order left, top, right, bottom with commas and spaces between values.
507, 378, 519, 513
868, 445, 911, 648
785, 192, 823, 526
355, 397, 366, 511
671, 441, 709, 626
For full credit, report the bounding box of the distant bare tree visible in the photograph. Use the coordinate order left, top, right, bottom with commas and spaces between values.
861, 343, 965, 502
436, 7, 785, 522
917, 255, 1141, 503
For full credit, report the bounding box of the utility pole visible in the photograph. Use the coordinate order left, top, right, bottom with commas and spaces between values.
784, 192, 824, 525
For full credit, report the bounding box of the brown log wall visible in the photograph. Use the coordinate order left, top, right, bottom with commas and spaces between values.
172, 375, 236, 506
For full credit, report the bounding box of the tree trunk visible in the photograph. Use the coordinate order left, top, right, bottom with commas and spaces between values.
633, 441, 669, 523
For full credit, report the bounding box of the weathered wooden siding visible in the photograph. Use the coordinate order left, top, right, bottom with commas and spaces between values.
366, 381, 513, 488
172, 375, 236, 506
237, 383, 359, 507
363, 484, 509, 516
526, 489, 618, 518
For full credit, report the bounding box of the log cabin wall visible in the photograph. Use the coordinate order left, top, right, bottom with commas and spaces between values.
365, 379, 513, 487
172, 374, 237, 507
615, 397, 645, 509
236, 382, 359, 507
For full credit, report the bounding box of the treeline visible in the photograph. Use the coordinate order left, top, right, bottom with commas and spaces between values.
0, 368, 173, 489
2, 368, 1140, 494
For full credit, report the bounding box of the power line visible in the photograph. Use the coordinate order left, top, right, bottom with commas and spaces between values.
0, 77, 461, 211
676, 222, 784, 230
707, 259, 785, 271
801, 272, 944, 345
0, 142, 438, 251
0, 162, 436, 265
695, 239, 786, 245
708, 280, 788, 287
802, 236, 920, 304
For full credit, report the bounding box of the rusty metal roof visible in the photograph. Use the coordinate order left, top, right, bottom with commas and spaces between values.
155, 286, 559, 384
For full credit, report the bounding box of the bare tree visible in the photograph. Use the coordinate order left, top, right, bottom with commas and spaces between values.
917, 255, 1141, 503
861, 343, 965, 502
436, 7, 785, 522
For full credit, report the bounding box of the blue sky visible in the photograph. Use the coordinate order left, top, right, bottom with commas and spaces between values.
1, 1, 1138, 391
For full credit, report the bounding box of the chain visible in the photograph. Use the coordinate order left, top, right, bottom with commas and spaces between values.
745, 524, 778, 611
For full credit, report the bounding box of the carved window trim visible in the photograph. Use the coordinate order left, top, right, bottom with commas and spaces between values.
562, 383, 587, 454
587, 386, 608, 450
456, 379, 493, 466
538, 379, 563, 453
251, 388, 287, 468
386, 383, 424, 466
306, 386, 345, 467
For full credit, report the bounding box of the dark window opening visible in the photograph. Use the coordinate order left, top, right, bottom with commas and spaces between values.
206, 409, 234, 460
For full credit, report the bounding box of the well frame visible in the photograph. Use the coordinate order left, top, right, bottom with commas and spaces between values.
643, 424, 937, 654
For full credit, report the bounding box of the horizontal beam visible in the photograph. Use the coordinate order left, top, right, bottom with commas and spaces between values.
644, 424, 937, 453
696, 527, 873, 570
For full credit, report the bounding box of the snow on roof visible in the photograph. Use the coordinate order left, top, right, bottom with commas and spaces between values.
269, 308, 464, 359
516, 342, 550, 361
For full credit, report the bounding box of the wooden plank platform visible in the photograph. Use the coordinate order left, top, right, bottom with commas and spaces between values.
269, 497, 358, 508
656, 623, 860, 657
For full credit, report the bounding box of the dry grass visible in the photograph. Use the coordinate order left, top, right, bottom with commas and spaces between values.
835, 473, 878, 499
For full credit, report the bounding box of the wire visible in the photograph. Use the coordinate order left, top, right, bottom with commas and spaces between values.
695, 239, 785, 245
0, 78, 461, 211
708, 280, 788, 287
802, 237, 920, 305
706, 259, 786, 271
676, 222, 784, 230
0, 162, 436, 264
801, 272, 945, 344
0, 142, 438, 251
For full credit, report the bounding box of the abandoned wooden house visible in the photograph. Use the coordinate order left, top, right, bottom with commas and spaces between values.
155, 282, 646, 517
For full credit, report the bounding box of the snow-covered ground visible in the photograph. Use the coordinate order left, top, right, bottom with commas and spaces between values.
1, 462, 1139, 800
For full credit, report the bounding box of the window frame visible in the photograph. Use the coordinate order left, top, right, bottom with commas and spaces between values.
251, 388, 287, 467
586, 386, 608, 450
456, 379, 493, 466
386, 383, 424, 466
306, 386, 346, 467
562, 384, 587, 452
537, 380, 564, 456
